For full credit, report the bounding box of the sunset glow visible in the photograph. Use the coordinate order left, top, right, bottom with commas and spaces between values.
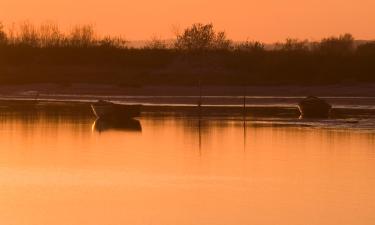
1, 0, 375, 224
1, 0, 375, 41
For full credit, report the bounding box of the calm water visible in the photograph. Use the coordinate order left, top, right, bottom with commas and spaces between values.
0, 109, 375, 225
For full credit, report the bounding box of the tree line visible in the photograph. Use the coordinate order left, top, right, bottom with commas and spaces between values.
1, 21, 374, 52
0, 22, 374, 85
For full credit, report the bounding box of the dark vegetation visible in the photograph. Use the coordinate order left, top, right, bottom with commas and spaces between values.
0, 22, 374, 86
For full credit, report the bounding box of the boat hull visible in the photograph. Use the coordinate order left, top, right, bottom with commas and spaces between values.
298, 105, 331, 118
91, 102, 141, 120
298, 96, 332, 119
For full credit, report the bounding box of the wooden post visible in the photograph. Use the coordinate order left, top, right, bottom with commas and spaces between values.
198, 80, 202, 117
243, 85, 246, 120
243, 85, 246, 152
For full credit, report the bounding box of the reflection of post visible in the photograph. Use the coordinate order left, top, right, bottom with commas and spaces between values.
34, 91, 40, 102
243, 85, 246, 119
198, 80, 202, 117
243, 85, 246, 152
198, 117, 202, 156
243, 117, 246, 152
196, 80, 202, 156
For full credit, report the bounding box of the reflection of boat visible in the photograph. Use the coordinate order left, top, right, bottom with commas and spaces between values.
91, 100, 141, 120
298, 96, 332, 119
92, 118, 142, 132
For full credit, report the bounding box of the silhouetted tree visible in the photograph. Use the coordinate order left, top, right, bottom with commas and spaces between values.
68, 24, 96, 47
0, 22, 7, 45
175, 23, 231, 51
275, 38, 309, 51
144, 36, 168, 49
99, 36, 128, 48
18, 21, 39, 47
213, 30, 232, 50
39, 22, 63, 47
236, 41, 265, 52
317, 33, 355, 55
0, 21, 375, 86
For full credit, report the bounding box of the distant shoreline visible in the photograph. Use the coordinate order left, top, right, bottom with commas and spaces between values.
1, 83, 375, 97
2, 23, 375, 86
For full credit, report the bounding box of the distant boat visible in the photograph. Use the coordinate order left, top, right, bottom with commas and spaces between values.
91, 100, 141, 120
298, 96, 332, 119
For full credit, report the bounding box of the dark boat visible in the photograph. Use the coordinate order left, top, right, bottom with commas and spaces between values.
91, 100, 141, 120
298, 96, 332, 119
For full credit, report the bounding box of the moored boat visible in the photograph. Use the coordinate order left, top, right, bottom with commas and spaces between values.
298, 96, 332, 119
91, 100, 141, 120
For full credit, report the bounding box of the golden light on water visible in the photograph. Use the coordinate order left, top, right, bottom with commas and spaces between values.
0, 115, 374, 225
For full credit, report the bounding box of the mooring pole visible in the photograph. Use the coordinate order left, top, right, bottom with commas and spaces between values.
243, 85, 247, 152
198, 80, 202, 117
197, 80, 202, 156
243, 85, 246, 119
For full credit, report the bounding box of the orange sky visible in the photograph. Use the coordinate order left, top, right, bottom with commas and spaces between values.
1, 0, 374, 42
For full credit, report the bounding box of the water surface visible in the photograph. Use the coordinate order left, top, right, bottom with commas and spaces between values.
0, 109, 374, 225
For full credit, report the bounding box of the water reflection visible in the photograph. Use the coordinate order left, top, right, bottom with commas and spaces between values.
92, 118, 142, 132
0, 101, 92, 122
1, 103, 375, 225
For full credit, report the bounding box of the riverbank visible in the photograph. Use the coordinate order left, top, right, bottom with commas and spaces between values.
1, 84, 375, 120
1, 83, 375, 97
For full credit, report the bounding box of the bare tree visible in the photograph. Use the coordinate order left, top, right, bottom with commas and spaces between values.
68, 24, 96, 47
0, 22, 7, 45
39, 22, 63, 47
18, 21, 39, 47
213, 31, 232, 50
175, 23, 232, 51
275, 38, 309, 51
236, 40, 265, 52
317, 33, 355, 54
144, 36, 168, 49
99, 36, 128, 48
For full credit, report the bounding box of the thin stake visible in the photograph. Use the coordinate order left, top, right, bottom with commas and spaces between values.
198, 80, 202, 117
243, 85, 246, 119
198, 80, 202, 156
243, 85, 246, 152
